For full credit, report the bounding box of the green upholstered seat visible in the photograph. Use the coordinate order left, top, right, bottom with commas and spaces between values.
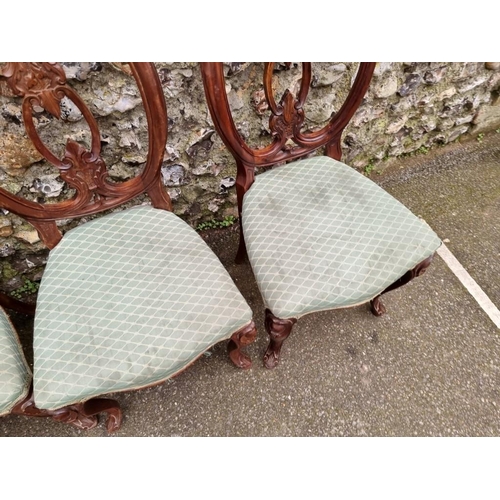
0, 307, 31, 416
242, 156, 441, 319
34, 206, 253, 410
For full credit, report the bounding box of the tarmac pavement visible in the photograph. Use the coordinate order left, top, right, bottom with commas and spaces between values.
1, 133, 499, 437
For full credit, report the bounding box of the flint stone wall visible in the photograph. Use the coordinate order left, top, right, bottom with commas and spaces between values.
0, 62, 499, 294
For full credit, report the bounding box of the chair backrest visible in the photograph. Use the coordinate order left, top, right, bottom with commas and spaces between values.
0, 63, 171, 250
200, 62, 376, 210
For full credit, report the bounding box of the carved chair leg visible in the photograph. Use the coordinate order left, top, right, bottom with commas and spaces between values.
263, 309, 297, 369
11, 385, 122, 433
81, 398, 122, 433
370, 253, 435, 317
228, 321, 257, 369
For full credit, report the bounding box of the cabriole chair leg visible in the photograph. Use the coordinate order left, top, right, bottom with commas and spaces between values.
228, 321, 257, 369
370, 253, 436, 317
263, 309, 297, 369
11, 386, 122, 433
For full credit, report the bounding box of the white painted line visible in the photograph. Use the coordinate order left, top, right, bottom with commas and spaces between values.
436, 243, 500, 329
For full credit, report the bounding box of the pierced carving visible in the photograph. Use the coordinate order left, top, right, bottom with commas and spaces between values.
200, 62, 376, 265
0, 63, 170, 246
370, 253, 435, 317
61, 139, 108, 192
228, 320, 257, 369
263, 63, 309, 148
269, 89, 305, 141
0, 62, 108, 211
0, 62, 66, 117
263, 309, 297, 369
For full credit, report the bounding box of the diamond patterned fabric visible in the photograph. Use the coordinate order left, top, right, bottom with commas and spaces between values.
34, 206, 252, 410
242, 156, 441, 319
0, 307, 31, 416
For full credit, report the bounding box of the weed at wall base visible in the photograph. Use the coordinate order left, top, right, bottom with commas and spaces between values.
196, 216, 237, 232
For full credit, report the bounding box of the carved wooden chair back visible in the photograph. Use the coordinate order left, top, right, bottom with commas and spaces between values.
0, 63, 171, 249
0, 62, 256, 432
201, 62, 441, 369
201, 65, 374, 197
201, 62, 376, 260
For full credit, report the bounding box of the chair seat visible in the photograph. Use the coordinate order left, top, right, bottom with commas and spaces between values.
0, 307, 31, 416
34, 206, 253, 410
242, 156, 441, 319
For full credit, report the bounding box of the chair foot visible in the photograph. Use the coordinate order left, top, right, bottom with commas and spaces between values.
11, 386, 122, 433
228, 321, 257, 369
82, 398, 123, 433
263, 309, 297, 369
370, 253, 435, 317
370, 296, 386, 316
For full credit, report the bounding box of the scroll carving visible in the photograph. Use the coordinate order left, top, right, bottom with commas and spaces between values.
0, 62, 66, 117
200, 62, 376, 265
0, 62, 169, 245
228, 320, 257, 369
11, 386, 122, 433
201, 62, 376, 169
1, 63, 109, 192
61, 140, 107, 193
264, 62, 310, 147
269, 89, 305, 142
263, 309, 297, 369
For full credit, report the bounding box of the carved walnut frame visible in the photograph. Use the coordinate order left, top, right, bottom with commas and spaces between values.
200, 62, 435, 368
0, 62, 257, 431
0, 62, 171, 250
201, 62, 376, 262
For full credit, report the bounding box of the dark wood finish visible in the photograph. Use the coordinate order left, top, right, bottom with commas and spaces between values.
202, 62, 437, 368
228, 320, 257, 369
0, 62, 169, 249
0, 62, 257, 431
11, 385, 122, 433
200, 62, 376, 259
201, 62, 377, 368
263, 309, 297, 369
370, 253, 435, 316
200, 62, 375, 164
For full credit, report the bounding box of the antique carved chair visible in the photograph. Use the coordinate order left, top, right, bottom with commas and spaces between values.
0, 297, 121, 430
0, 63, 256, 432
201, 62, 441, 369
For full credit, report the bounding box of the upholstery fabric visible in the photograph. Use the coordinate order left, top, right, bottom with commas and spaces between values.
242, 156, 441, 319
0, 307, 31, 416
34, 206, 253, 410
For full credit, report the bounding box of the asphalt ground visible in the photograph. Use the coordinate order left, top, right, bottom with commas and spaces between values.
1, 133, 499, 438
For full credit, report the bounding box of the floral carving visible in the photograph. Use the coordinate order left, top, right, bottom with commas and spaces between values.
0, 63, 108, 197
269, 89, 305, 141
0, 62, 168, 249
61, 140, 107, 191
0, 62, 66, 117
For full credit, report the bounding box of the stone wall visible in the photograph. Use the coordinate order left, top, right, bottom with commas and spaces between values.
1, 62, 499, 295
